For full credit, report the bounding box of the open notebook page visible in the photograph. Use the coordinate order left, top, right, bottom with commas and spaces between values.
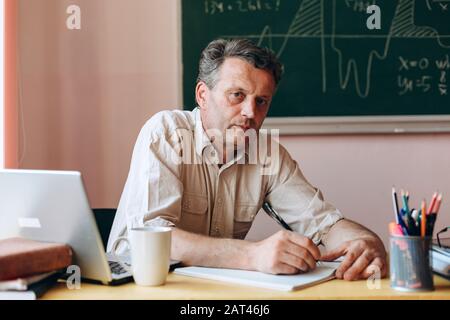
174, 261, 340, 292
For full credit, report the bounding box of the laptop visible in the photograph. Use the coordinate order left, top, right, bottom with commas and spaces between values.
0, 169, 181, 285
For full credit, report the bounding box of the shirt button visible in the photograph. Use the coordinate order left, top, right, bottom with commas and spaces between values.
217, 198, 223, 206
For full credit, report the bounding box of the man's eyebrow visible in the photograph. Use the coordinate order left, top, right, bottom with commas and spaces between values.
225, 87, 248, 93
225, 86, 273, 98
226, 87, 272, 95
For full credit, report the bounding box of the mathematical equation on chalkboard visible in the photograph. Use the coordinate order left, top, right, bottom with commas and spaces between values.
204, 0, 281, 15
398, 55, 449, 96
183, 0, 450, 118
209, 0, 450, 99
204, 0, 450, 15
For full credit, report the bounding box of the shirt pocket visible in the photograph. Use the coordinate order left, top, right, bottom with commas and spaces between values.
180, 192, 208, 234
181, 192, 208, 215
234, 203, 259, 222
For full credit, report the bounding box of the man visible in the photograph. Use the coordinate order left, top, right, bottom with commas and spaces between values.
108, 39, 387, 280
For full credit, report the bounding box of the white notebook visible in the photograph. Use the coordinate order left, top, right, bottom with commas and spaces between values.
174, 261, 340, 291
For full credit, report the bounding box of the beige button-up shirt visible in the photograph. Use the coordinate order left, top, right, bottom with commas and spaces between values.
107, 108, 343, 253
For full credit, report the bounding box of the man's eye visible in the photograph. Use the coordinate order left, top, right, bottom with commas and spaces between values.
230, 92, 244, 102
256, 97, 268, 106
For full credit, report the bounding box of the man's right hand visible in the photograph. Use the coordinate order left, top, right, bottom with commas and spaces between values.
249, 230, 321, 274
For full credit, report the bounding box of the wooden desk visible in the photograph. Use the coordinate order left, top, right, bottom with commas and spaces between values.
42, 274, 450, 300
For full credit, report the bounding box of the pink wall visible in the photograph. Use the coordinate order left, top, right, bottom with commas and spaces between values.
18, 0, 180, 206
5, 0, 19, 168
17, 0, 450, 246
246, 133, 450, 245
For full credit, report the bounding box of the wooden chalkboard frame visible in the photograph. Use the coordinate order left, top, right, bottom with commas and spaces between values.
178, 0, 450, 135
262, 115, 450, 135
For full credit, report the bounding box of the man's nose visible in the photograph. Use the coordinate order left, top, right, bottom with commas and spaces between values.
241, 98, 256, 119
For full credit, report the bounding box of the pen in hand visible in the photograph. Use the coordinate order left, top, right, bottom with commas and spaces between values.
262, 202, 293, 231
262, 202, 326, 267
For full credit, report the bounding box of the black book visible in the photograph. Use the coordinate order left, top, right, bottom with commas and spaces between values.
0, 271, 62, 300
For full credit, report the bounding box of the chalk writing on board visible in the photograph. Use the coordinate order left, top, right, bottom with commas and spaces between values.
397, 55, 449, 96
345, 0, 377, 13
221, 0, 450, 98
426, 0, 450, 12
204, 0, 281, 15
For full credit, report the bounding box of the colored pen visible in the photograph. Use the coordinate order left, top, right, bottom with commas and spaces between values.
401, 190, 410, 217
433, 193, 443, 214
411, 209, 419, 233
421, 200, 426, 237
389, 222, 404, 236
392, 187, 400, 224
405, 210, 418, 236
400, 208, 409, 228
427, 192, 438, 215
426, 213, 437, 236
428, 193, 442, 236
411, 209, 418, 223
400, 208, 406, 216
396, 210, 409, 236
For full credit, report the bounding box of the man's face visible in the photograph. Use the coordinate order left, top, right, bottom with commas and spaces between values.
196, 57, 276, 151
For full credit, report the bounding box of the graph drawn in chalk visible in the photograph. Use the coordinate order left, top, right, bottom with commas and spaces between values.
223, 0, 450, 98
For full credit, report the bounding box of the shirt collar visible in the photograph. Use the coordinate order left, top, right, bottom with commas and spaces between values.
193, 107, 249, 164
193, 107, 214, 157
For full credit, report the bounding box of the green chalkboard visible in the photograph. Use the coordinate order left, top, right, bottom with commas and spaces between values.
182, 0, 450, 119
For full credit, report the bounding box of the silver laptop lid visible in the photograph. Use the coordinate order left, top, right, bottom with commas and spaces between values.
0, 169, 112, 283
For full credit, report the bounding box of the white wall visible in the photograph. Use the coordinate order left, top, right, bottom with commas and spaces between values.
18, 0, 450, 247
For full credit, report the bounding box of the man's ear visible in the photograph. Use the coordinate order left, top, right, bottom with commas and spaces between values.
195, 81, 209, 110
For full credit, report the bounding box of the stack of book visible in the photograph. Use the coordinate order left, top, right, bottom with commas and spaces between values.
432, 237, 450, 280
0, 237, 73, 300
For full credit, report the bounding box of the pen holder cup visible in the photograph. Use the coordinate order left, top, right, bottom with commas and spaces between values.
390, 236, 434, 292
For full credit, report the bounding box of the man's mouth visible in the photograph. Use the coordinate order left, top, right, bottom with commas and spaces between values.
232, 125, 251, 132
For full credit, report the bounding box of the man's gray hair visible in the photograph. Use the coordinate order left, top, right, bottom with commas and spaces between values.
197, 38, 284, 89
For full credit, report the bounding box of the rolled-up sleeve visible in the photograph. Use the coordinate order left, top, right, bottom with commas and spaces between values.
265, 145, 344, 245
107, 118, 183, 253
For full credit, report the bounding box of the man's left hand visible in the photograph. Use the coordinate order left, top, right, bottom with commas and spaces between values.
320, 237, 387, 281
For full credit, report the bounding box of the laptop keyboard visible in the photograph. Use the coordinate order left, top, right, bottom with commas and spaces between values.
108, 261, 130, 275
108, 259, 182, 277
